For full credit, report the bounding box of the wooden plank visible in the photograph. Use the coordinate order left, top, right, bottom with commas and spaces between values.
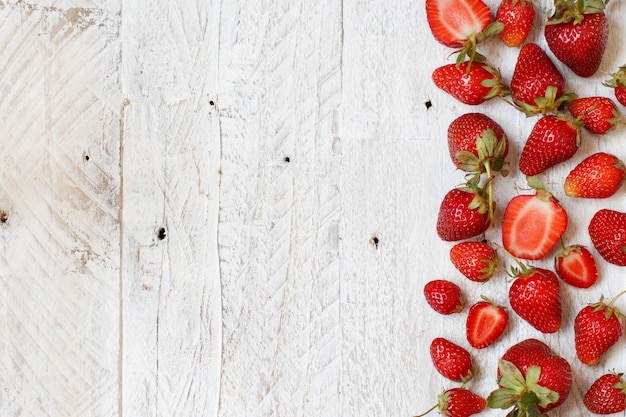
217, 1, 343, 416
119, 0, 222, 416
0, 3, 121, 416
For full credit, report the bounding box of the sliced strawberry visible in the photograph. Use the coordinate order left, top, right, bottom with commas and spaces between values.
426, 0, 493, 48
466, 299, 508, 349
555, 245, 598, 288
502, 181, 568, 260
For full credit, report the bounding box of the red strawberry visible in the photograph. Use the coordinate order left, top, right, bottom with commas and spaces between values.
510, 43, 566, 115
508, 265, 562, 333
583, 372, 626, 414
430, 337, 475, 382
588, 209, 626, 266
416, 388, 486, 417
603, 64, 626, 106
450, 241, 499, 282
496, 0, 535, 47
554, 244, 598, 288
568, 96, 621, 134
424, 280, 465, 315
466, 298, 508, 348
436, 187, 491, 241
502, 180, 568, 260
432, 62, 508, 105
425, 0, 502, 67
545, 0, 609, 77
488, 339, 572, 414
574, 292, 625, 365
564, 152, 626, 198
519, 114, 580, 176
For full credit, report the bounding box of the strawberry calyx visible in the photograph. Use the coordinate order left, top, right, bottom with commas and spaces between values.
481, 65, 512, 100
455, 22, 505, 72
488, 360, 559, 417
454, 128, 508, 174
603, 65, 626, 89
546, 0, 608, 25
590, 290, 626, 323
461, 172, 495, 227
513, 86, 577, 116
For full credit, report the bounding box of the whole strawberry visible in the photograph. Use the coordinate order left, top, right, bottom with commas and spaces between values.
508, 265, 562, 333
415, 388, 486, 417
584, 372, 626, 414
574, 291, 625, 365
424, 280, 465, 315
603, 64, 626, 106
430, 337, 475, 382
555, 244, 598, 288
496, 0, 535, 47
510, 43, 566, 115
545, 0, 609, 77
466, 298, 508, 348
568, 96, 621, 134
502, 179, 568, 260
432, 62, 508, 105
519, 114, 580, 176
450, 241, 498, 282
436, 187, 491, 241
564, 152, 626, 198
588, 209, 626, 266
488, 339, 572, 414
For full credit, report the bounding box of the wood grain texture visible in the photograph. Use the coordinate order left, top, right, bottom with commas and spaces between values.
0, 2, 121, 416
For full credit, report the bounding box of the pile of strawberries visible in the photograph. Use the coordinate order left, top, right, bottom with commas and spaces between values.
417, 0, 626, 416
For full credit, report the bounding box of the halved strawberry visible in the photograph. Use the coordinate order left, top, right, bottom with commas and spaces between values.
554, 245, 598, 288
425, 0, 502, 67
466, 298, 508, 348
502, 179, 568, 260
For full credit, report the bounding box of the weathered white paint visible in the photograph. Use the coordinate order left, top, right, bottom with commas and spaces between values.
0, 1, 623, 416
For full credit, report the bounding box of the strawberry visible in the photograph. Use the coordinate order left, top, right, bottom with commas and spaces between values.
450, 241, 498, 282
432, 62, 508, 105
424, 280, 465, 315
603, 64, 626, 106
544, 0, 609, 78
496, 0, 535, 47
430, 337, 475, 382
510, 43, 566, 115
554, 244, 598, 288
588, 209, 626, 266
415, 388, 486, 417
425, 0, 503, 67
519, 114, 580, 176
568, 96, 621, 134
564, 152, 626, 198
508, 265, 562, 333
502, 179, 568, 260
488, 339, 572, 414
466, 298, 508, 348
436, 187, 491, 241
583, 372, 626, 414
574, 291, 625, 365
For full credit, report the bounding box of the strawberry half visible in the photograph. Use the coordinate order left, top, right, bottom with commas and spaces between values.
416, 388, 487, 417
502, 180, 568, 260
424, 279, 465, 315
450, 241, 499, 282
488, 339, 572, 414
584, 372, 626, 415
425, 0, 502, 67
568, 96, 621, 134
432, 62, 508, 105
519, 114, 580, 176
588, 209, 626, 266
466, 298, 508, 348
430, 337, 476, 382
603, 64, 626, 106
508, 265, 562, 333
554, 244, 598, 288
496, 0, 536, 47
574, 292, 625, 365
436, 187, 491, 241
545, 0, 609, 77
564, 152, 626, 198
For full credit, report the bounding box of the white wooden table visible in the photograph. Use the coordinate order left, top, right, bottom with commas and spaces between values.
0, 1, 624, 416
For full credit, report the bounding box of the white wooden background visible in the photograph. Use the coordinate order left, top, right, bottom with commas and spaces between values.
0, 1, 624, 416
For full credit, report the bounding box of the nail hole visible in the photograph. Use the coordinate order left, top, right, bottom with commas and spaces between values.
85, 154, 90, 161
424, 100, 433, 110
284, 156, 291, 163
0, 210, 8, 223
157, 227, 167, 240
209, 100, 215, 106
370, 235, 380, 249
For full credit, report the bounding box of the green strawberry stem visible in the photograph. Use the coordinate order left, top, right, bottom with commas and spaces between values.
456, 21, 504, 73
485, 163, 495, 226
413, 404, 438, 417
606, 289, 626, 310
